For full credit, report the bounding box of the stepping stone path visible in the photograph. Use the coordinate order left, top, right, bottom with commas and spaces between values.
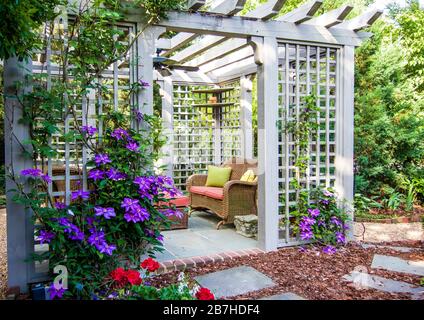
259, 292, 306, 300
195, 266, 276, 299
343, 252, 424, 300
343, 271, 424, 300
371, 254, 424, 276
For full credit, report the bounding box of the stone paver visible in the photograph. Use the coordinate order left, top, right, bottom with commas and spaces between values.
354, 222, 423, 242
259, 292, 306, 300
360, 243, 414, 253
343, 271, 424, 299
371, 254, 424, 276
156, 211, 258, 262
195, 266, 276, 298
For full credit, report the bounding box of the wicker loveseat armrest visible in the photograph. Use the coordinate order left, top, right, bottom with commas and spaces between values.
186, 174, 208, 190
223, 180, 257, 196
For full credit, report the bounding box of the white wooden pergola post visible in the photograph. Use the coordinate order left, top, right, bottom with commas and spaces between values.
159, 77, 174, 177
254, 37, 279, 251
240, 74, 253, 160
335, 45, 355, 239
137, 24, 166, 115
4, 57, 34, 293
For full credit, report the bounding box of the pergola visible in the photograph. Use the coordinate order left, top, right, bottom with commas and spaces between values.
4, 0, 381, 292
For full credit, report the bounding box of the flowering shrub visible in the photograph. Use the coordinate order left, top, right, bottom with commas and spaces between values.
293, 188, 349, 254
13, 113, 184, 299
103, 259, 215, 300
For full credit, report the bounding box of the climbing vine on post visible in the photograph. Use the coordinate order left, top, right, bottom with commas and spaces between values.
283, 95, 349, 252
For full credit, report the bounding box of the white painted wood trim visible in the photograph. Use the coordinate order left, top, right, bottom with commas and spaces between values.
240, 75, 253, 160
335, 46, 355, 239
255, 36, 279, 252
159, 78, 174, 178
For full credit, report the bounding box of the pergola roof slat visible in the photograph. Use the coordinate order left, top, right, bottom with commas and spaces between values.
207, 0, 247, 16
333, 9, 383, 31
243, 0, 287, 20
200, 46, 253, 73
303, 5, 353, 28
275, 0, 323, 24
187, 0, 207, 11
185, 38, 248, 67
170, 35, 228, 63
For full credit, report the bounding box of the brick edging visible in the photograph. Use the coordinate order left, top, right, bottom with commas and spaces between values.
155, 248, 265, 275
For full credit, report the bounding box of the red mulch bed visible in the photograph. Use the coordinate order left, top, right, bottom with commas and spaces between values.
150, 242, 424, 300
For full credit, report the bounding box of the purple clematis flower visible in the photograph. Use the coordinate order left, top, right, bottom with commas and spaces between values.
299, 220, 312, 232
55, 202, 67, 210
330, 216, 342, 227
133, 109, 144, 122
21, 168, 42, 177
48, 284, 66, 300
121, 198, 140, 212
320, 199, 330, 205
307, 208, 320, 218
38, 230, 55, 244
94, 206, 116, 219
81, 125, 97, 136
124, 206, 150, 223
88, 229, 106, 248
335, 231, 346, 244
94, 153, 111, 166
71, 190, 90, 201
111, 128, 129, 140
126, 141, 139, 152
58, 219, 84, 241
88, 169, 105, 181
300, 230, 314, 240
323, 245, 337, 255
98, 243, 116, 256
106, 168, 126, 181
21, 168, 51, 183
302, 216, 316, 225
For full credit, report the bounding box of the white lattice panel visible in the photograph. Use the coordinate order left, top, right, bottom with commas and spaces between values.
277, 43, 339, 245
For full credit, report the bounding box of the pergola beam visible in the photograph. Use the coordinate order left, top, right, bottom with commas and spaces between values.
157, 11, 368, 47
334, 9, 383, 31
276, 0, 323, 24
243, 0, 287, 20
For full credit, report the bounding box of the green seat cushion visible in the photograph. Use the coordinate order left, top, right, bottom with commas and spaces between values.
205, 166, 232, 187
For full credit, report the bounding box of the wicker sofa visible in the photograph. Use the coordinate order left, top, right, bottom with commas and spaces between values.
187, 158, 258, 229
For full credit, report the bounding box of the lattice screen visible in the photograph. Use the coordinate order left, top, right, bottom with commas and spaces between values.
220, 83, 242, 163
172, 82, 242, 190
277, 43, 339, 245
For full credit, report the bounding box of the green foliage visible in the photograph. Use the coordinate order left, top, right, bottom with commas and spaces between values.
354, 3, 424, 203
0, 0, 62, 60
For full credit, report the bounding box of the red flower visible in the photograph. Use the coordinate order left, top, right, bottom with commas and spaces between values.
126, 269, 142, 286
196, 287, 215, 300
110, 267, 127, 287
140, 257, 160, 272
